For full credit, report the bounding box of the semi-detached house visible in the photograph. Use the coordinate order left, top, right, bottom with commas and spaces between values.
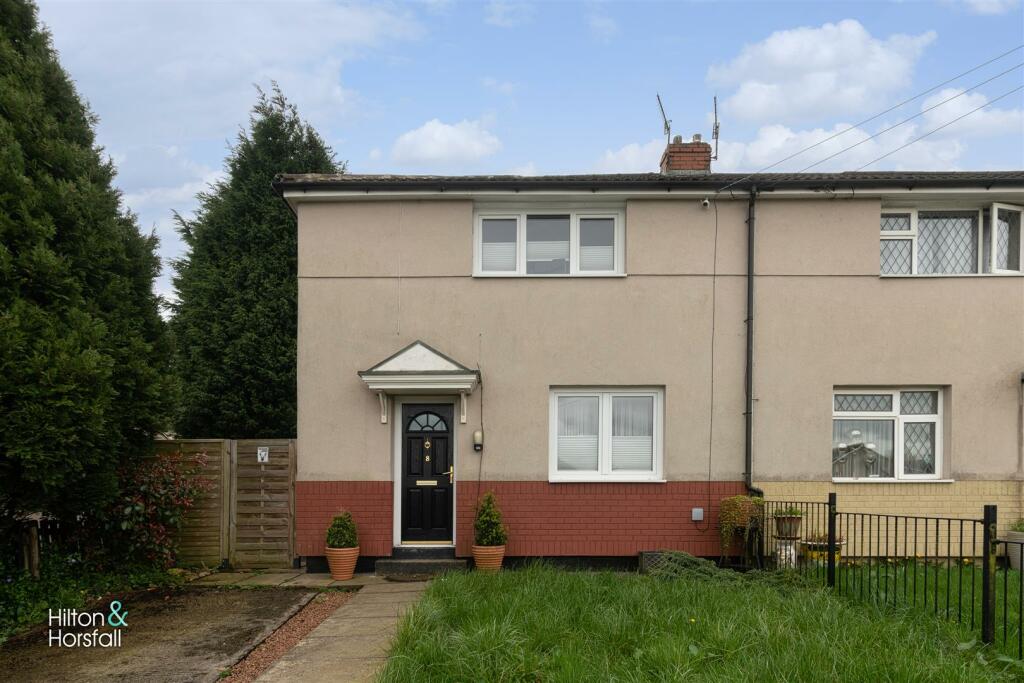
274, 136, 1024, 567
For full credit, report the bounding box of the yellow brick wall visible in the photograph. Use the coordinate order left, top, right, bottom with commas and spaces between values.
756, 480, 1024, 556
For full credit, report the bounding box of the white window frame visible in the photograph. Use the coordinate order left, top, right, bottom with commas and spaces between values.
548, 387, 664, 483
474, 210, 625, 277
990, 203, 1023, 275
880, 205, 1024, 277
831, 388, 943, 482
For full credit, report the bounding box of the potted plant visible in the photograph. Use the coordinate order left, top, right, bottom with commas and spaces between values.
772, 506, 804, 539
801, 533, 845, 563
1007, 520, 1024, 571
472, 492, 507, 572
325, 512, 359, 580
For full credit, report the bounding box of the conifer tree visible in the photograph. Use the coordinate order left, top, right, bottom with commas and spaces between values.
171, 86, 340, 437
0, 0, 172, 522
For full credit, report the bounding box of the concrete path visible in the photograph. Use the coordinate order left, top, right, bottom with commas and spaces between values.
190, 570, 386, 589
256, 580, 428, 682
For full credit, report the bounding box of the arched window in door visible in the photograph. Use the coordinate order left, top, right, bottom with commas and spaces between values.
407, 412, 448, 433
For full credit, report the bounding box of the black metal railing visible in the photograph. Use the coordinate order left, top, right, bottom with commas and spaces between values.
760, 495, 1023, 658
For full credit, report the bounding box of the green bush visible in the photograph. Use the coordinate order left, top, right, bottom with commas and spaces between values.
774, 506, 804, 517
96, 450, 213, 568
1011, 519, 1024, 533
326, 512, 358, 549
0, 552, 184, 644
474, 492, 507, 547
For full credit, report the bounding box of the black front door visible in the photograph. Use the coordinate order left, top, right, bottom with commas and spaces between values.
401, 404, 454, 542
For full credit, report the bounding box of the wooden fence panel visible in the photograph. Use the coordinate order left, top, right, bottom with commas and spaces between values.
157, 438, 295, 569
154, 439, 229, 569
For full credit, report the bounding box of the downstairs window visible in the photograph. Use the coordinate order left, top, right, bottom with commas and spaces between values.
549, 388, 663, 482
832, 389, 942, 481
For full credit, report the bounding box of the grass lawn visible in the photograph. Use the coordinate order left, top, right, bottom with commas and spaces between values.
795, 558, 1023, 658
381, 562, 1023, 681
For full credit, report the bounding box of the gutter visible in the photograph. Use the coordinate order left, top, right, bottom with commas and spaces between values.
272, 175, 1024, 194
745, 187, 763, 498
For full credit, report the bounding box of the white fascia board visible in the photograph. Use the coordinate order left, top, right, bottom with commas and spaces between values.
283, 186, 1024, 205
359, 373, 479, 394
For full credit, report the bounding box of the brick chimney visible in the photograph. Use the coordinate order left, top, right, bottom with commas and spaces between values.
660, 134, 712, 174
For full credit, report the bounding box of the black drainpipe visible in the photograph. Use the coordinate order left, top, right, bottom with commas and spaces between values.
745, 186, 763, 498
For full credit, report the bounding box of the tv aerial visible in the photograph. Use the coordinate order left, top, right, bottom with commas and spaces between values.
657, 93, 721, 160
656, 93, 671, 144
711, 95, 720, 160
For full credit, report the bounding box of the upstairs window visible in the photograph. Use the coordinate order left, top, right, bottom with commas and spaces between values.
832, 388, 942, 481
880, 205, 1022, 276
475, 210, 624, 276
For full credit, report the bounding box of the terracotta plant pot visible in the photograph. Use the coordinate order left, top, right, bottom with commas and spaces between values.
774, 515, 803, 540
472, 545, 505, 573
325, 546, 359, 580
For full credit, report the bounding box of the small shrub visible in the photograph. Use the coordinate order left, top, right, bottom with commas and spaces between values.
326, 512, 358, 548
1011, 519, 1024, 533
474, 492, 507, 547
773, 506, 804, 517
97, 450, 212, 568
646, 551, 738, 583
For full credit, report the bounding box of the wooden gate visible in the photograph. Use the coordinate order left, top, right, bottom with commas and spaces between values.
155, 438, 296, 569
231, 440, 296, 568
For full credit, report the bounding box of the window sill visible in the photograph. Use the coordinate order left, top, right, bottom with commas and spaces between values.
832, 478, 955, 484
880, 274, 1022, 278
548, 477, 666, 484
474, 273, 628, 278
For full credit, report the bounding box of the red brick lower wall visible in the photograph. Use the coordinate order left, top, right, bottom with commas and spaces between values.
295, 479, 744, 558
456, 481, 745, 557
295, 481, 392, 556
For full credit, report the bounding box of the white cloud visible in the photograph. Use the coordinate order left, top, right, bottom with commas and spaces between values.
509, 161, 539, 176
36, 0, 421, 298
368, 148, 383, 161
587, 14, 619, 42
485, 2, 534, 27
712, 122, 963, 173
961, 0, 1021, 14
919, 88, 1024, 138
482, 77, 519, 95
592, 138, 665, 173
391, 118, 503, 165
708, 19, 935, 124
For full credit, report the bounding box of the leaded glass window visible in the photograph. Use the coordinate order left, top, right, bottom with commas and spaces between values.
832, 389, 941, 481
880, 239, 912, 275
917, 211, 978, 274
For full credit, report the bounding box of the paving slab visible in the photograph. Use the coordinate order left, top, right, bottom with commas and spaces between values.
259, 655, 386, 682
302, 616, 399, 638
331, 573, 388, 587
354, 580, 428, 593
235, 571, 304, 587
338, 600, 419, 619
190, 572, 251, 586
280, 573, 337, 588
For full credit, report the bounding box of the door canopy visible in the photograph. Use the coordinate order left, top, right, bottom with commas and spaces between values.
358, 340, 479, 424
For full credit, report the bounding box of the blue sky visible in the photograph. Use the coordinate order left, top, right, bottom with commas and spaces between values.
36, 0, 1024, 299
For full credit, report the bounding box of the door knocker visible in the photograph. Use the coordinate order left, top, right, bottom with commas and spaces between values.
424, 439, 431, 462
